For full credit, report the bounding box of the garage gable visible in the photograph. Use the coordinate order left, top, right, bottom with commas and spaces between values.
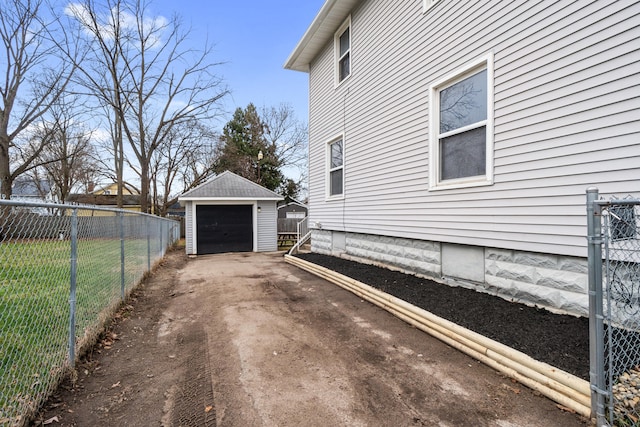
179, 171, 282, 200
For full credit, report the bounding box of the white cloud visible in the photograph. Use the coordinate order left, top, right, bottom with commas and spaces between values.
65, 2, 168, 49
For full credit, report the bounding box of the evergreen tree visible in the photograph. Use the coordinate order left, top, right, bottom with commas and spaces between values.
215, 104, 284, 191
278, 178, 300, 203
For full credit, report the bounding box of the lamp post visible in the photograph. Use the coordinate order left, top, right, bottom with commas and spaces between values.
257, 150, 263, 184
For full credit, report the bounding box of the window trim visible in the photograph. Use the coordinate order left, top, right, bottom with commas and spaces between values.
429, 52, 494, 191
334, 16, 351, 87
326, 135, 345, 200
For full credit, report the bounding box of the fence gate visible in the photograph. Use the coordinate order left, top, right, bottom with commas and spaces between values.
587, 188, 640, 426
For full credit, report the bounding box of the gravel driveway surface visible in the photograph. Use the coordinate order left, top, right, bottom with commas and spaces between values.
34, 249, 588, 426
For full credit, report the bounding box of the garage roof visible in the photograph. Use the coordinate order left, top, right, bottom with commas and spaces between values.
284, 0, 362, 72
178, 171, 283, 203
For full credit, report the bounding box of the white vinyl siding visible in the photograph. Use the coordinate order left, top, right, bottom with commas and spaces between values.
286, 211, 306, 219
257, 201, 278, 252
185, 202, 194, 254
306, 0, 640, 258
423, 0, 440, 14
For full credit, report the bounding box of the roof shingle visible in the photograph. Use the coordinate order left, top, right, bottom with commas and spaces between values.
179, 171, 283, 200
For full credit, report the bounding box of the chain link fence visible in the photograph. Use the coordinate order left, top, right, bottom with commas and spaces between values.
587, 189, 640, 426
0, 199, 180, 426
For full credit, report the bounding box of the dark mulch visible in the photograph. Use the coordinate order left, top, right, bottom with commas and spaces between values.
296, 253, 590, 380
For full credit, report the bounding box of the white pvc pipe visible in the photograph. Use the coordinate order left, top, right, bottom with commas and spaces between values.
329, 269, 590, 406
292, 257, 589, 391
285, 255, 591, 417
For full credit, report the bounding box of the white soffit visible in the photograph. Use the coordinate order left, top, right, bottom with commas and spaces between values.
284, 0, 361, 72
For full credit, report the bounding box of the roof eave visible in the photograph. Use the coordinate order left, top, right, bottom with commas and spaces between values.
178, 196, 284, 206
284, 0, 360, 72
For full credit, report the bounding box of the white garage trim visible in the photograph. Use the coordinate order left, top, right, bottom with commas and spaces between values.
189, 200, 258, 254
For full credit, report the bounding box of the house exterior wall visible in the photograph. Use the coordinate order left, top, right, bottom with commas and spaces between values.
304, 0, 640, 315
257, 201, 278, 252
307, 0, 640, 259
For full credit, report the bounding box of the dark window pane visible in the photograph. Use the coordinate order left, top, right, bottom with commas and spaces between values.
339, 27, 350, 57
330, 140, 343, 168
330, 169, 343, 196
339, 54, 350, 81
440, 126, 486, 180
440, 69, 487, 133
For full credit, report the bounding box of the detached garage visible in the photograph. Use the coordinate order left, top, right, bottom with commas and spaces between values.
178, 171, 283, 255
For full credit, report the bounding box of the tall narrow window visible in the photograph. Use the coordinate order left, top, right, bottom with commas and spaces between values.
430, 54, 494, 189
335, 17, 351, 84
328, 139, 344, 197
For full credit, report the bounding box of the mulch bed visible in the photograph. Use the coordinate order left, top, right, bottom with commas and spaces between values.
295, 253, 590, 380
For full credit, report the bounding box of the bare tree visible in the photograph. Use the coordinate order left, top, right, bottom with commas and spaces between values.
149, 119, 217, 216
261, 103, 308, 196
0, 0, 76, 198
66, 0, 228, 213
24, 94, 99, 202
262, 103, 308, 171
62, 0, 132, 207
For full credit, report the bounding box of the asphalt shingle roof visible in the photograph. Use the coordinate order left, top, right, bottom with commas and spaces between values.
179, 171, 282, 200
12, 178, 51, 196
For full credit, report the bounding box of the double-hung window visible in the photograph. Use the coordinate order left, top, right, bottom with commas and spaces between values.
328, 138, 344, 198
430, 54, 493, 189
335, 17, 351, 85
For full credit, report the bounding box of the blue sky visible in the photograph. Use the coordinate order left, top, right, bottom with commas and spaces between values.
154, 1, 325, 128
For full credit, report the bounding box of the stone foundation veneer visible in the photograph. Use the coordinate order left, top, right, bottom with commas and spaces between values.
310, 229, 589, 317
310, 229, 333, 254
484, 249, 588, 316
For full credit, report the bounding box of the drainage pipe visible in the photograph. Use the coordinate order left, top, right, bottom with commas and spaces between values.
285, 255, 591, 417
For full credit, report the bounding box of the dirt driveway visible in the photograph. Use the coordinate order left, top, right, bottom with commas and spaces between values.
34, 248, 588, 426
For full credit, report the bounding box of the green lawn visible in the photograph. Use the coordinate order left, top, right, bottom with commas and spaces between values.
0, 238, 155, 424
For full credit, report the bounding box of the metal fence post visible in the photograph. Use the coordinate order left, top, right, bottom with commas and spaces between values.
147, 216, 151, 271
68, 208, 78, 369
587, 187, 607, 425
120, 211, 125, 300
160, 220, 164, 257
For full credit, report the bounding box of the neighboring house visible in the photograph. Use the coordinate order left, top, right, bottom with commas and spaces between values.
11, 178, 55, 216
11, 178, 55, 202
91, 182, 139, 196
277, 201, 308, 219
285, 0, 640, 316
65, 182, 142, 214
66, 194, 142, 214
277, 201, 309, 244
166, 201, 185, 218
178, 171, 283, 255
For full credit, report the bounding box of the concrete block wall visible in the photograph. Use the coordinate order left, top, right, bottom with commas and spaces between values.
309, 229, 589, 317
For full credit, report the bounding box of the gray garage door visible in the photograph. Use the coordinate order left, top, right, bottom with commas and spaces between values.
196, 205, 253, 254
